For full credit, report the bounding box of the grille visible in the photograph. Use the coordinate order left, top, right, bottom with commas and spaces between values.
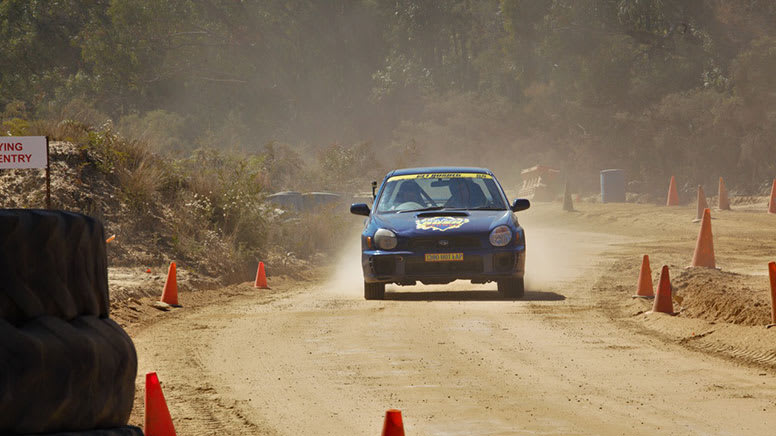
408, 236, 481, 250
405, 256, 483, 275
371, 256, 396, 275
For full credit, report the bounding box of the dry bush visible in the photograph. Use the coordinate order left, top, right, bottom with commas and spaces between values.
116, 158, 165, 212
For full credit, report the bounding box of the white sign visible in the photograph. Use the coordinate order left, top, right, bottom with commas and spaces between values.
0, 136, 47, 169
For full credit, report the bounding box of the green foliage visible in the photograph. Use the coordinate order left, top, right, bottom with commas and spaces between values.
1, 118, 29, 136
2, 1, 776, 193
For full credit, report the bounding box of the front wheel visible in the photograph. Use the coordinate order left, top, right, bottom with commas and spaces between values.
364, 282, 386, 300
498, 277, 525, 299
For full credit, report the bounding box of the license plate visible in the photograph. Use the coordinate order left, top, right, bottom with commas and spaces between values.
424, 253, 464, 262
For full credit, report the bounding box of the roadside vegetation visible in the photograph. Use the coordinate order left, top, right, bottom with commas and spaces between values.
0, 113, 371, 282
2, 1, 776, 195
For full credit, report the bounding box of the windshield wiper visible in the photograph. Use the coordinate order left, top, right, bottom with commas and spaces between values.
468, 207, 507, 210
399, 206, 444, 213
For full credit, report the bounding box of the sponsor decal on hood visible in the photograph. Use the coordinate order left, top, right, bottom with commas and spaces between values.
416, 216, 470, 232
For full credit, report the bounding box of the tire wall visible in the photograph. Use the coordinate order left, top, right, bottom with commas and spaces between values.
0, 210, 138, 435
0, 316, 137, 434
0, 210, 110, 325
39, 425, 144, 436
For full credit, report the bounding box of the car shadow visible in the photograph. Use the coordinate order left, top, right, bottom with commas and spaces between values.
384, 289, 565, 302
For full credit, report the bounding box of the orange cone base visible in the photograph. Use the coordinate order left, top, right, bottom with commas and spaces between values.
646, 310, 677, 316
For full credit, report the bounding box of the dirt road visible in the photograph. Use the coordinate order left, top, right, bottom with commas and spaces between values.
130, 203, 776, 435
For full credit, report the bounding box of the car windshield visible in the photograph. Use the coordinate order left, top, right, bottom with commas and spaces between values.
376, 172, 508, 213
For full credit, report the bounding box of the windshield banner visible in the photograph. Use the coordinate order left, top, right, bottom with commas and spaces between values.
388, 173, 492, 181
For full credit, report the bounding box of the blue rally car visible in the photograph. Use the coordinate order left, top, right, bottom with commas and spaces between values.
350, 167, 530, 300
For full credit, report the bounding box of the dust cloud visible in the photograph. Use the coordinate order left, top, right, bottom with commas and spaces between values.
322, 225, 369, 298
522, 226, 613, 292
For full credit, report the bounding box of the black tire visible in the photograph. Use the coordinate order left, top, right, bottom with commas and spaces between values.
0, 210, 109, 324
364, 282, 386, 300
0, 316, 137, 434
43, 426, 144, 436
498, 277, 525, 299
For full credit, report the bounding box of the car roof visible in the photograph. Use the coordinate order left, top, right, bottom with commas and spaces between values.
387, 166, 493, 178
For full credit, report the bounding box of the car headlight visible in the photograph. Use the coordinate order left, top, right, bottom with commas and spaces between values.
374, 228, 398, 250
489, 225, 512, 247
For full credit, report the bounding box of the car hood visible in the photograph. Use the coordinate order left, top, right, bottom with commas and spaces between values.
373, 210, 514, 236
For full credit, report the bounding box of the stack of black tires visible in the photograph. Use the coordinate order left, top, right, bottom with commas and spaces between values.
0, 210, 143, 435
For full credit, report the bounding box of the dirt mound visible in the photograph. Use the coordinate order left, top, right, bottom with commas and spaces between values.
674, 267, 772, 326
0, 141, 160, 266
0, 141, 114, 211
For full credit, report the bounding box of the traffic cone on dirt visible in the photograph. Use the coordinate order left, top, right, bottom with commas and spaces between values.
769, 178, 776, 214
650, 265, 675, 314
693, 185, 709, 222
691, 209, 716, 268
144, 372, 176, 436
562, 181, 574, 212
381, 409, 405, 436
634, 255, 654, 298
666, 176, 679, 206
718, 177, 731, 210
160, 262, 180, 306
768, 262, 776, 328
105, 234, 116, 243
254, 261, 269, 289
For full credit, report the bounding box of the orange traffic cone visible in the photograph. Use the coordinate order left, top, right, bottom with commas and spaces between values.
693, 185, 709, 222
650, 265, 675, 314
769, 178, 776, 214
160, 262, 180, 306
691, 208, 716, 268
768, 262, 776, 328
634, 255, 654, 298
144, 372, 176, 436
254, 261, 269, 289
718, 177, 731, 210
381, 409, 405, 436
666, 176, 679, 206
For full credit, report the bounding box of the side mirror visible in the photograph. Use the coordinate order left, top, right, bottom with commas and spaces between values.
511, 198, 530, 212
350, 203, 371, 216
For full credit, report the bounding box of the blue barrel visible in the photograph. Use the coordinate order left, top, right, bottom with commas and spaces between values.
600, 169, 626, 203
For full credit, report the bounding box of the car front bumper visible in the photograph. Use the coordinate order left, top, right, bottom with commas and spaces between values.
361, 246, 526, 285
